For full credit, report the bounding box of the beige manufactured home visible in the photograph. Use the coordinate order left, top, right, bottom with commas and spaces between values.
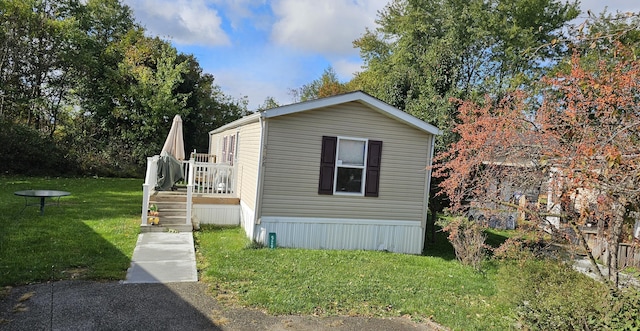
206, 91, 440, 254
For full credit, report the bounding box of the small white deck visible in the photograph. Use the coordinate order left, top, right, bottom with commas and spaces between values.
141, 154, 241, 231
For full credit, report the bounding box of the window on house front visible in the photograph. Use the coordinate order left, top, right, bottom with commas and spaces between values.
318, 136, 382, 197
335, 138, 366, 193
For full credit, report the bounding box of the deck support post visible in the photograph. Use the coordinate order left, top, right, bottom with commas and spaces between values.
141, 156, 160, 226
186, 159, 195, 225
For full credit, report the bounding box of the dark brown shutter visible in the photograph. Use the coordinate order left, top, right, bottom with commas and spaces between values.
364, 140, 382, 197
318, 136, 337, 194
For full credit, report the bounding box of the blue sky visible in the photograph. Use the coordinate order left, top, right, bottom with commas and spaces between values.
122, 0, 640, 110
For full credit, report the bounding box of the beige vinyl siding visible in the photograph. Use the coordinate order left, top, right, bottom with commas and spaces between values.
235, 121, 261, 212
209, 121, 262, 215
209, 135, 220, 159
260, 101, 431, 222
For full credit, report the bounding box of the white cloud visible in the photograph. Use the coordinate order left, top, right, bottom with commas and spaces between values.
123, 0, 230, 46
205, 45, 317, 109
333, 58, 364, 80
270, 0, 387, 56
216, 69, 293, 110
577, 0, 640, 16
215, 0, 272, 30
127, 0, 640, 111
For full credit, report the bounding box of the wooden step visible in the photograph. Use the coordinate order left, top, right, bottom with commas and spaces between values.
150, 191, 239, 205
150, 201, 186, 210
157, 209, 186, 217
158, 215, 187, 225
140, 224, 193, 233
151, 194, 187, 203
144, 190, 237, 232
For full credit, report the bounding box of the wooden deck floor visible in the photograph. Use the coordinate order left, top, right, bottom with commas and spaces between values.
152, 190, 239, 205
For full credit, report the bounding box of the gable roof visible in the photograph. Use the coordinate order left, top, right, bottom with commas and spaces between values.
211, 91, 441, 135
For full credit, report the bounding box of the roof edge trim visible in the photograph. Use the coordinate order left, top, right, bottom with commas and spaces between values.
263, 91, 441, 135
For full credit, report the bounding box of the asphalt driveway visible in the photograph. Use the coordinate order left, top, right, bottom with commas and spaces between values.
0, 281, 444, 331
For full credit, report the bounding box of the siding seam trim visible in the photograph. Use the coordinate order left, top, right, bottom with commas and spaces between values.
260, 216, 421, 227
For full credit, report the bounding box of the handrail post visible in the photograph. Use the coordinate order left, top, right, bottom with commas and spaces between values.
232, 163, 238, 197
141, 184, 149, 226
141, 155, 159, 225
186, 158, 195, 225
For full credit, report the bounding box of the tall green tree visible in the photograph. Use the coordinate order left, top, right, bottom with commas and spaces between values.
290, 66, 350, 102
257, 96, 280, 111
0, 0, 84, 134
71, 0, 135, 118
0, 0, 248, 176
66, 29, 190, 174
351, 0, 579, 151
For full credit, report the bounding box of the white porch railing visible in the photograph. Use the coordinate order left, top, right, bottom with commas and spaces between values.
142, 154, 236, 226
185, 161, 236, 195
177, 153, 216, 186
191, 152, 216, 163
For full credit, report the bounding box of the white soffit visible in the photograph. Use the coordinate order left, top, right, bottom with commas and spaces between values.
209, 112, 260, 134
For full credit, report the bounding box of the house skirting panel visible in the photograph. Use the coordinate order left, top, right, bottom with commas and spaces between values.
193, 204, 240, 226
240, 200, 256, 240
255, 217, 424, 254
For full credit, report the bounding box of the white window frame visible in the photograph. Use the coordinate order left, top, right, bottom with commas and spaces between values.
227, 134, 235, 165
218, 133, 239, 165
221, 136, 228, 163
233, 131, 239, 162
333, 136, 368, 196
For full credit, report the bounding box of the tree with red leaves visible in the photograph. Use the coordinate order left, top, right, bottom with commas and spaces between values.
435, 41, 640, 288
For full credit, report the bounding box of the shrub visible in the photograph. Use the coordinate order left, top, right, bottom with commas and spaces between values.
492, 236, 550, 261
0, 121, 77, 175
497, 258, 608, 330
437, 217, 487, 270
493, 230, 640, 330
592, 288, 640, 330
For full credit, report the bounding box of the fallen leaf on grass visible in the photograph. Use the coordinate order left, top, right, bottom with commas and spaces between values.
282, 319, 294, 328
0, 287, 11, 299
18, 292, 35, 302
327, 319, 344, 327
12, 303, 28, 313
209, 309, 229, 325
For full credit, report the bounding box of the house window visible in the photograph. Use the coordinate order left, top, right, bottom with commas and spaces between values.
335, 138, 366, 193
227, 134, 235, 165
233, 132, 239, 160
220, 132, 239, 165
318, 136, 382, 197
221, 136, 228, 163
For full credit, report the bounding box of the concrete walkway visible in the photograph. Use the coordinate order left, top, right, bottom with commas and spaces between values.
573, 257, 640, 288
124, 232, 198, 283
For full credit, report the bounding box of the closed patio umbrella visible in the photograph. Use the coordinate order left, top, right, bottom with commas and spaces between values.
161, 115, 185, 160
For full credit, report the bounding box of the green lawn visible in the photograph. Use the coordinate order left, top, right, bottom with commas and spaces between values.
1, 177, 613, 329
0, 176, 141, 285
195, 226, 515, 330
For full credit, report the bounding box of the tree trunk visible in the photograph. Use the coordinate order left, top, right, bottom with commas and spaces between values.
570, 220, 607, 282
607, 203, 625, 288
